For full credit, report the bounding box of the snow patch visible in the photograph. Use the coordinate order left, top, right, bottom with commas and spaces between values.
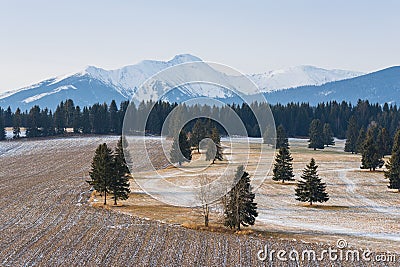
22, 85, 77, 103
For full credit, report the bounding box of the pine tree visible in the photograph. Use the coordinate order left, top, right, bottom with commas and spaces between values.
295, 158, 329, 205
276, 124, 289, 149
263, 124, 275, 146
87, 143, 114, 205
272, 146, 294, 183
110, 136, 131, 205
361, 126, 384, 171
355, 127, 366, 154
206, 127, 223, 164
191, 119, 207, 153
13, 108, 21, 139
308, 119, 324, 150
109, 100, 119, 134
170, 130, 192, 165
224, 165, 258, 230
323, 123, 335, 147
345, 116, 358, 153
72, 106, 82, 133
385, 130, 400, 191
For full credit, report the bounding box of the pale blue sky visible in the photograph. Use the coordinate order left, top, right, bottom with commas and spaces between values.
1, 0, 399, 92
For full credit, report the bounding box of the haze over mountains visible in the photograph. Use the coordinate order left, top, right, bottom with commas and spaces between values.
0, 54, 398, 110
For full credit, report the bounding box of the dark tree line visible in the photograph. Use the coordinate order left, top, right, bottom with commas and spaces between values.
1, 99, 400, 141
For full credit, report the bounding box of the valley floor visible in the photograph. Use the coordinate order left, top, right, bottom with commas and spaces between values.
0, 136, 399, 266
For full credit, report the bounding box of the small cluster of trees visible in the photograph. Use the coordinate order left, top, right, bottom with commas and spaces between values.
271, 125, 330, 205
87, 137, 131, 205
169, 119, 223, 166
308, 119, 335, 150
385, 129, 400, 191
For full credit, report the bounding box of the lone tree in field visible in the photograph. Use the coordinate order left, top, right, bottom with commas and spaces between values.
206, 127, 223, 164
323, 123, 335, 147
276, 125, 289, 149
263, 124, 275, 146
361, 126, 384, 171
196, 174, 213, 227
224, 165, 258, 230
385, 129, 400, 191
295, 158, 329, 206
191, 119, 207, 153
110, 136, 131, 205
308, 119, 324, 150
87, 143, 114, 205
170, 130, 192, 166
345, 116, 358, 153
272, 145, 294, 183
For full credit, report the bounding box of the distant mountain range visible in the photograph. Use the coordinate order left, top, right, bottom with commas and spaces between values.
0, 54, 398, 110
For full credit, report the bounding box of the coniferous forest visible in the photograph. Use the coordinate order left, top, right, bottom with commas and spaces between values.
1, 99, 400, 143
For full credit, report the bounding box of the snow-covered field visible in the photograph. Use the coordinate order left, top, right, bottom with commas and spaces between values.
0, 136, 399, 266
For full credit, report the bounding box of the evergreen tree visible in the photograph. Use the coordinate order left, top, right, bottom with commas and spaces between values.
361, 126, 384, 171
262, 124, 275, 146
276, 124, 289, 149
206, 127, 223, 164
26, 105, 41, 137
308, 119, 324, 150
378, 127, 392, 157
72, 106, 82, 133
87, 143, 114, 205
54, 102, 65, 134
224, 165, 258, 230
345, 116, 358, 153
170, 130, 192, 165
355, 127, 366, 154
323, 123, 335, 146
13, 108, 21, 139
272, 146, 294, 183
109, 100, 119, 133
0, 111, 5, 140
385, 129, 400, 191
110, 136, 131, 205
295, 158, 329, 205
191, 119, 207, 153
81, 107, 91, 134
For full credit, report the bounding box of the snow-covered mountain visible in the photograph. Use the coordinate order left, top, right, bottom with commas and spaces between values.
0, 54, 371, 110
249, 65, 364, 92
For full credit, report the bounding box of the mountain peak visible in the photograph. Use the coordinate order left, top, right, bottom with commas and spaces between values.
169, 54, 202, 64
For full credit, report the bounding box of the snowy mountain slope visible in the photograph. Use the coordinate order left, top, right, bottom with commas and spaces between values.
0, 53, 373, 110
264, 66, 400, 105
249, 65, 364, 92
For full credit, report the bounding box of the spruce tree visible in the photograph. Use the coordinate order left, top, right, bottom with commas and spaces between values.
295, 158, 329, 205
87, 143, 114, 205
191, 119, 207, 153
263, 124, 275, 146
345, 116, 358, 153
272, 146, 294, 183
361, 126, 384, 171
110, 136, 131, 205
308, 119, 324, 150
378, 127, 392, 157
355, 127, 366, 154
276, 124, 289, 149
0, 112, 5, 140
170, 130, 192, 165
12, 108, 21, 139
206, 127, 223, 164
224, 165, 258, 230
323, 123, 335, 147
385, 129, 400, 191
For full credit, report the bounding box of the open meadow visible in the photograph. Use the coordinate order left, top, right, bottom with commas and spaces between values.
0, 136, 399, 266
